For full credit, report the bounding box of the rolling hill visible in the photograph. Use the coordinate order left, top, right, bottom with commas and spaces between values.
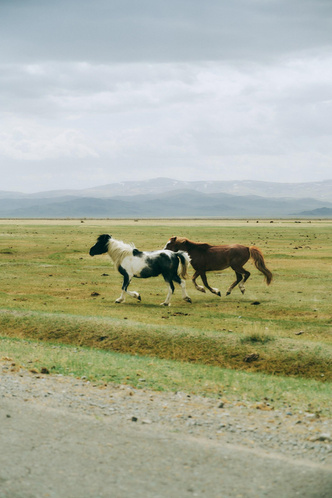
1, 180, 332, 218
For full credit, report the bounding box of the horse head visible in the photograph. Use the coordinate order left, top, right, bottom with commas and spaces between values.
89, 234, 112, 256
164, 236, 187, 252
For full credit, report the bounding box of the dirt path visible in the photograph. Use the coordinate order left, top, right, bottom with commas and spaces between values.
1, 359, 332, 498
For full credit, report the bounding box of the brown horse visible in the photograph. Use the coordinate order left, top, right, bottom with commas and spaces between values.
164, 236, 272, 297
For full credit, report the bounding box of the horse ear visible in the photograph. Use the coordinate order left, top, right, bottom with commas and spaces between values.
170, 236, 176, 241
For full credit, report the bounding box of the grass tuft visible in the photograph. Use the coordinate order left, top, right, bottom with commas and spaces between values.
240, 332, 275, 345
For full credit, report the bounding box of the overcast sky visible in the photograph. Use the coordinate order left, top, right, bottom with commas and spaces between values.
1, 0, 332, 192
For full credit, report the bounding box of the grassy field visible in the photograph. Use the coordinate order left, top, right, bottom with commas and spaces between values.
1, 219, 331, 414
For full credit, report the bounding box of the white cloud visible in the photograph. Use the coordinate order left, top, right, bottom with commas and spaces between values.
1, 0, 332, 191
0, 118, 99, 160
1, 54, 332, 188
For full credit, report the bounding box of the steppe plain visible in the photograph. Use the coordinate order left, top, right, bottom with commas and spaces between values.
1, 218, 331, 497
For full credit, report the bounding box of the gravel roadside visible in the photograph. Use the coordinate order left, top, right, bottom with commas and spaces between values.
1, 358, 332, 497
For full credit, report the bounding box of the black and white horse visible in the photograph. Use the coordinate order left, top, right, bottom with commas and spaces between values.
89, 234, 192, 306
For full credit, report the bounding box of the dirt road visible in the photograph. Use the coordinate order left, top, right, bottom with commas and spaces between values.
1, 359, 331, 497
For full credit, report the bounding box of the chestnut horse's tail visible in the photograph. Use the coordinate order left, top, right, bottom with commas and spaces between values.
249, 246, 273, 285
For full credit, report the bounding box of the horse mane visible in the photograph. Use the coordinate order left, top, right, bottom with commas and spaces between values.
108, 238, 136, 268
180, 238, 212, 251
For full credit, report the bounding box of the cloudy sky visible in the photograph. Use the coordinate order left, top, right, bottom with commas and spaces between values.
1, 0, 332, 192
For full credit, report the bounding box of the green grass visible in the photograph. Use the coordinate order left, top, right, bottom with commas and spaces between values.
1, 309, 331, 380
1, 335, 331, 417
0, 219, 331, 414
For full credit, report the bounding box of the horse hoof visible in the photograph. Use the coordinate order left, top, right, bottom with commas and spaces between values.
184, 297, 192, 303
226, 291, 231, 296
161, 302, 170, 306
241, 289, 245, 295
137, 295, 141, 301
217, 291, 221, 297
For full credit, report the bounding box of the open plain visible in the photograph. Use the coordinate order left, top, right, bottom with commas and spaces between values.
1, 219, 331, 497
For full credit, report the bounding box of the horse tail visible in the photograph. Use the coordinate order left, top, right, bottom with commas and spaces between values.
176, 251, 191, 279
249, 246, 273, 285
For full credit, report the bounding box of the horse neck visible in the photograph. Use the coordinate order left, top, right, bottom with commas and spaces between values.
182, 239, 207, 252
108, 239, 135, 267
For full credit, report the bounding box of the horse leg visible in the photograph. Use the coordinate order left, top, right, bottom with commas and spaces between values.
180, 279, 192, 303
125, 288, 141, 301
200, 272, 221, 297
192, 271, 206, 293
115, 290, 126, 303
116, 269, 141, 303
161, 280, 174, 306
226, 272, 243, 296
238, 268, 250, 294
226, 267, 250, 295
172, 273, 192, 303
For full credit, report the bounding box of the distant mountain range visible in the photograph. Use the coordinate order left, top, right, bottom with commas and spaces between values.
0, 178, 331, 218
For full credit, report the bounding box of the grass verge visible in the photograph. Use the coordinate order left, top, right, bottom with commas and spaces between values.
1, 334, 331, 418
1, 308, 331, 381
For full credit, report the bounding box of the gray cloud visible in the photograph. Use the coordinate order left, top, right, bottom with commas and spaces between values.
0, 0, 332, 191
2, 0, 332, 63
